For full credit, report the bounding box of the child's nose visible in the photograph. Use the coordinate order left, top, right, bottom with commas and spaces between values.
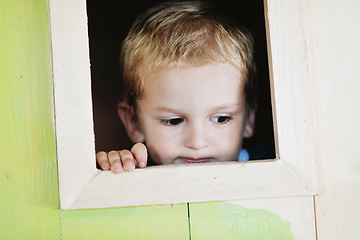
184, 125, 209, 150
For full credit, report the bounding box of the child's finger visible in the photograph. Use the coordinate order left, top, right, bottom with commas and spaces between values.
108, 150, 123, 174
96, 151, 111, 171
119, 150, 136, 172
131, 143, 148, 168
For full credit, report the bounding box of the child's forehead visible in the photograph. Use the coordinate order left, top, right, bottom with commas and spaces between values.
144, 64, 242, 91
140, 62, 246, 101
144, 62, 243, 82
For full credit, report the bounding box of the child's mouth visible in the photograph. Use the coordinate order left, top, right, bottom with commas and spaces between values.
179, 158, 212, 164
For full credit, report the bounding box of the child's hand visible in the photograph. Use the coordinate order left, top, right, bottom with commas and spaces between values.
96, 143, 148, 174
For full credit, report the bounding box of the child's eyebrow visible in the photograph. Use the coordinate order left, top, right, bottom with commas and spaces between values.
210, 103, 242, 112
154, 103, 242, 114
153, 106, 183, 115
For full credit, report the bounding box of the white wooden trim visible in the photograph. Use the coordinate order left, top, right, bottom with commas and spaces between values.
49, 0, 98, 208
265, 0, 318, 190
298, 0, 360, 238
50, 0, 318, 210
66, 159, 316, 209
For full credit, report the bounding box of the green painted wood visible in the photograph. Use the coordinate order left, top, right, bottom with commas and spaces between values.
189, 202, 293, 240
61, 203, 190, 240
0, 0, 61, 239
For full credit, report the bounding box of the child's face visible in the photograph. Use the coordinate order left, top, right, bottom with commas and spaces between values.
133, 62, 254, 165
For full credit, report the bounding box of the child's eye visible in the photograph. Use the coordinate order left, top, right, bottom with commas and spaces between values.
161, 117, 184, 126
211, 115, 231, 124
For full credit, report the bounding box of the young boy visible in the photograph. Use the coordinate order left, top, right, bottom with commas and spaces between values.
96, 0, 257, 174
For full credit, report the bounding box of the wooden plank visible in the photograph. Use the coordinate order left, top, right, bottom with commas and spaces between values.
48, 0, 98, 208
189, 197, 316, 240
298, 0, 360, 239
265, 0, 318, 188
61, 203, 189, 240
0, 0, 60, 239
67, 160, 316, 209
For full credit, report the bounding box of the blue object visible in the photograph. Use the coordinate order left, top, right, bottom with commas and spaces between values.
237, 149, 250, 162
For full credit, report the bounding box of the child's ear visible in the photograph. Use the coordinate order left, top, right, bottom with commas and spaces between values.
117, 102, 145, 143
243, 110, 256, 138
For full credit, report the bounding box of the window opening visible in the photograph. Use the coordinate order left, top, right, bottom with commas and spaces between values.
87, 0, 275, 167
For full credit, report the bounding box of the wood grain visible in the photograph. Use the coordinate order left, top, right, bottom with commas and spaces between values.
49, 0, 98, 208
61, 204, 190, 240
66, 160, 316, 209
0, 0, 60, 239
299, 0, 360, 239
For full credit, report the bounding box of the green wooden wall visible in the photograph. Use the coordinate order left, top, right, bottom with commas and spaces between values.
0, 0, 293, 239
0, 0, 60, 239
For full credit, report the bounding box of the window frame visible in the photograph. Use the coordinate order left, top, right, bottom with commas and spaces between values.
50, 0, 317, 210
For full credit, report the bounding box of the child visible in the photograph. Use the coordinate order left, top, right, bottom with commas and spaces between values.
96, 0, 257, 174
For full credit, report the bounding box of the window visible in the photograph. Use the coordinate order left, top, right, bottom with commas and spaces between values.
50, 0, 317, 210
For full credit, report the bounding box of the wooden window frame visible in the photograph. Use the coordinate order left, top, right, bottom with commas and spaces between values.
50, 0, 318, 210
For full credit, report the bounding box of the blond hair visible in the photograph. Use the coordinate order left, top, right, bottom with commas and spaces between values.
120, 1, 257, 110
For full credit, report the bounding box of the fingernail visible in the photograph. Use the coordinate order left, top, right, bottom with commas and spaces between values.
139, 162, 146, 168
113, 163, 121, 170
112, 164, 122, 174
125, 162, 135, 170
102, 162, 110, 169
